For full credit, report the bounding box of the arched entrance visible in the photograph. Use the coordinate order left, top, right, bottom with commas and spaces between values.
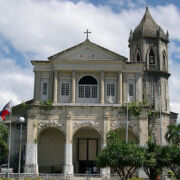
113, 128, 138, 143
38, 127, 65, 173
73, 127, 101, 174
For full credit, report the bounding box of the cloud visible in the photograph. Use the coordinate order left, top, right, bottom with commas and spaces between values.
0, 57, 33, 108
0, 0, 179, 123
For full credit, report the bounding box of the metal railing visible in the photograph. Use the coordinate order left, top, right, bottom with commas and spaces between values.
0, 173, 174, 180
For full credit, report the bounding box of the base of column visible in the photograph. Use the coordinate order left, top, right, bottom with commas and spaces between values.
64, 164, 74, 175
24, 164, 38, 173
101, 167, 110, 176
138, 168, 148, 178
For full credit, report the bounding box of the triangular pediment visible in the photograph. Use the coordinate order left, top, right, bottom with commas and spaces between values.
48, 40, 127, 61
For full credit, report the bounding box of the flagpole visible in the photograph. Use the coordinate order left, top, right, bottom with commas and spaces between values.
8, 100, 12, 172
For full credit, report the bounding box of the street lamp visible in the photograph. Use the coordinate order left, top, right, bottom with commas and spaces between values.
18, 117, 25, 175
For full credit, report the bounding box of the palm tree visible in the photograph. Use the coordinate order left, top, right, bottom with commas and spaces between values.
165, 124, 180, 145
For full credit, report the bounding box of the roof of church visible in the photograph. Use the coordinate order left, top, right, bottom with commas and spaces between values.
132, 7, 168, 41
48, 39, 128, 61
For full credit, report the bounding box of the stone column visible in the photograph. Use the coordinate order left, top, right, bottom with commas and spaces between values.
122, 72, 127, 103
138, 110, 148, 178
53, 71, 58, 103
64, 110, 74, 174
136, 73, 143, 102
33, 71, 37, 103
138, 110, 148, 146
100, 71, 105, 104
101, 109, 110, 176
118, 71, 123, 103
24, 120, 38, 173
71, 71, 76, 103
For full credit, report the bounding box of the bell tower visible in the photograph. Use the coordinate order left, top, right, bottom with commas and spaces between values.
129, 7, 170, 113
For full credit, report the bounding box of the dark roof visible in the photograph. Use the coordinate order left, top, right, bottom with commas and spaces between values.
131, 7, 168, 41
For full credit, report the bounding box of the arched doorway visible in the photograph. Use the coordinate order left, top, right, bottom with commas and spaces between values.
38, 127, 65, 173
73, 127, 101, 174
113, 128, 138, 143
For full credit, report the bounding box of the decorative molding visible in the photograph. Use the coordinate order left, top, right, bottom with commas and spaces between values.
73, 120, 99, 129
111, 121, 137, 129
37, 120, 64, 130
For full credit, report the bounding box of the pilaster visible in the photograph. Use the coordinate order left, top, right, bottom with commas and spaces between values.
100, 108, 110, 176
136, 73, 143, 102
118, 71, 123, 103
33, 71, 37, 103
71, 71, 76, 103
100, 71, 104, 104
53, 71, 58, 103
64, 109, 73, 174
25, 120, 38, 173
138, 110, 148, 146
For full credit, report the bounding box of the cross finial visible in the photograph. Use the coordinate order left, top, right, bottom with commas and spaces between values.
84, 29, 91, 41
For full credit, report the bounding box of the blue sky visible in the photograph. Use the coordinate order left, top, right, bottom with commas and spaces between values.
0, 0, 180, 122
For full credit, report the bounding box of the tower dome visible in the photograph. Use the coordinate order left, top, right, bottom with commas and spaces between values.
131, 7, 168, 41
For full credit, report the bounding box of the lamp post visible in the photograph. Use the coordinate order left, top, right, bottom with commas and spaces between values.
18, 117, 25, 175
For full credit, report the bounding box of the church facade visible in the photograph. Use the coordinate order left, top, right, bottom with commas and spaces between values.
8, 7, 177, 174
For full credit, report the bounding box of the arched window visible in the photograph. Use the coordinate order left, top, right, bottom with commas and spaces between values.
136, 52, 141, 62
79, 76, 97, 85
164, 82, 167, 111
149, 49, 155, 64
163, 52, 166, 71
78, 75, 98, 99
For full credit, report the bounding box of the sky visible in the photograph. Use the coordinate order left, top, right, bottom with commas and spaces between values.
0, 0, 180, 123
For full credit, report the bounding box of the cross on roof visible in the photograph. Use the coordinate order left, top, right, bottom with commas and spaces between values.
84, 29, 91, 41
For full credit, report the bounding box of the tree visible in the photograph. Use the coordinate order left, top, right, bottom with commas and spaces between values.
164, 145, 180, 179
95, 130, 144, 180
0, 122, 8, 162
143, 139, 169, 180
165, 124, 180, 145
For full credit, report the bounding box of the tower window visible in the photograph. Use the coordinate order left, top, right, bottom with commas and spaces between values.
137, 52, 141, 62
163, 52, 166, 71
149, 49, 155, 64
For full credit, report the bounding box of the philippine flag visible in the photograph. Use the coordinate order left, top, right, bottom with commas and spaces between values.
0, 101, 11, 121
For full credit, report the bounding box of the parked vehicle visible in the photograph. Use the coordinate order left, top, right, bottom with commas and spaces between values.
0, 164, 13, 173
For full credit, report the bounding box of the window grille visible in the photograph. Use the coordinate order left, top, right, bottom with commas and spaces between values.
150, 81, 155, 107
128, 81, 135, 102
41, 79, 48, 101
42, 82, 48, 95
61, 83, 70, 96
107, 84, 115, 96
78, 85, 97, 98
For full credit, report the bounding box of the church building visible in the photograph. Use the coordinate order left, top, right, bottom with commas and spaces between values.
8, 7, 178, 174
